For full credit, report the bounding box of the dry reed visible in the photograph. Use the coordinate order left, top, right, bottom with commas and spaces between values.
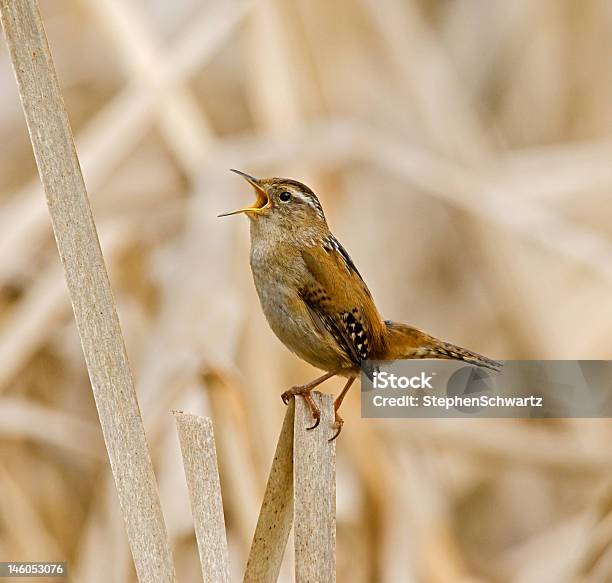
1, 0, 612, 581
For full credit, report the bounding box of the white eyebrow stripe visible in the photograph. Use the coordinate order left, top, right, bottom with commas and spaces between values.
293, 190, 325, 218
294, 192, 313, 204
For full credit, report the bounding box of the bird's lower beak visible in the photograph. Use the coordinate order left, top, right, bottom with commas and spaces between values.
218, 169, 269, 217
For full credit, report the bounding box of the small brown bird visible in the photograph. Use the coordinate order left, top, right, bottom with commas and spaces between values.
220, 170, 501, 439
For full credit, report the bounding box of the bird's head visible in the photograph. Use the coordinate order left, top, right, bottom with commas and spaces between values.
219, 170, 327, 234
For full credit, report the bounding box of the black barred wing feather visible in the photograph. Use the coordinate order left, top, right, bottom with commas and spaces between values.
300, 238, 387, 367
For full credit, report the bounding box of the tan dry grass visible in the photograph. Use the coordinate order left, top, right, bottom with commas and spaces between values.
1, 0, 612, 581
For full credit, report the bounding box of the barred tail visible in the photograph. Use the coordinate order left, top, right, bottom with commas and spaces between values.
384, 321, 502, 372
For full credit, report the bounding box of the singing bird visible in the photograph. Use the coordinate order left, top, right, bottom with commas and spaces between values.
220, 170, 501, 439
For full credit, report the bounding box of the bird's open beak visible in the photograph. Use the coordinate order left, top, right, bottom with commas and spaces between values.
218, 169, 269, 217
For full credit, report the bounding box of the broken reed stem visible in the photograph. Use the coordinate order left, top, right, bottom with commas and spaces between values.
0, 1, 176, 581
174, 412, 230, 583
244, 401, 296, 583
244, 393, 337, 583
293, 393, 336, 583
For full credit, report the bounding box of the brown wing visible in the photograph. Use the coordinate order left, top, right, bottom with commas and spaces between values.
300, 236, 387, 367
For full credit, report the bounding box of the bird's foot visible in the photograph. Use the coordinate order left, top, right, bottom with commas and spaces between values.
281, 386, 321, 430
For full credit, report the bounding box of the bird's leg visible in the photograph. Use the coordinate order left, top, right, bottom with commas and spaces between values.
329, 376, 356, 442
281, 369, 339, 430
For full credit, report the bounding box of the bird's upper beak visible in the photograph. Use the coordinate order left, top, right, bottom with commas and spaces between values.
218, 169, 269, 217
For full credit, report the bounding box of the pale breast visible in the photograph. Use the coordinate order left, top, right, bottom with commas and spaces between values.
249, 242, 351, 372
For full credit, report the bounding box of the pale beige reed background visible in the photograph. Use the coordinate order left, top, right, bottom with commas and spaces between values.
1, 0, 612, 581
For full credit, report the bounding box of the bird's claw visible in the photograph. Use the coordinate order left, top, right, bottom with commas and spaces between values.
281, 386, 302, 405
306, 410, 321, 431
328, 414, 344, 442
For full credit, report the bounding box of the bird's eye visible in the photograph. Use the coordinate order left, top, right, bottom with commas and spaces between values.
279, 191, 291, 202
